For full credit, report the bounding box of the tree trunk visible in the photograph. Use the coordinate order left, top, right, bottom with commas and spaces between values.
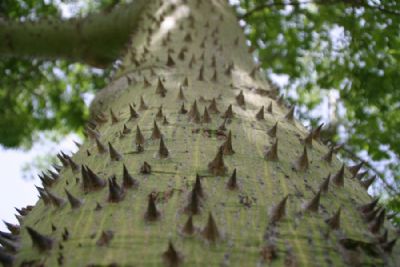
3, 0, 398, 266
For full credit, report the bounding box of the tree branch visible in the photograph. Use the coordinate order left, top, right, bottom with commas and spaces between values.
0, 0, 148, 68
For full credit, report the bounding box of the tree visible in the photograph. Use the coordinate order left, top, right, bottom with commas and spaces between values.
0, 0, 398, 266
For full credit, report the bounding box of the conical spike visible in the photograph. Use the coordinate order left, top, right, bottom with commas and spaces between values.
284, 106, 295, 122
65, 189, 82, 209
123, 164, 139, 189
293, 145, 309, 171
208, 98, 220, 113
26, 227, 53, 252
36, 186, 51, 205
267, 122, 278, 138
45, 189, 66, 208
39, 173, 55, 188
96, 230, 114, 246
110, 108, 119, 124
267, 102, 273, 114
193, 174, 204, 198
360, 175, 376, 190
3, 222, 19, 235
156, 78, 167, 97
269, 195, 288, 224
184, 188, 201, 215
139, 96, 148, 110
355, 170, 368, 180
143, 77, 152, 88
211, 69, 218, 82
0, 236, 19, 253
326, 207, 341, 230
188, 100, 198, 119
202, 107, 211, 123
158, 137, 169, 159
256, 106, 264, 120
358, 198, 379, 214
277, 95, 285, 106
57, 153, 69, 167
85, 165, 106, 190
129, 104, 139, 120
156, 105, 164, 119
208, 146, 227, 176
201, 212, 220, 243
348, 162, 364, 177
369, 209, 385, 234
226, 168, 238, 190
177, 86, 186, 101
312, 123, 324, 141
122, 124, 131, 135
166, 53, 175, 67
304, 190, 321, 212
108, 142, 122, 161
135, 125, 145, 145
332, 164, 345, 187
85, 127, 100, 140
108, 176, 125, 203
222, 131, 235, 155
218, 119, 227, 131
162, 241, 183, 267
198, 65, 204, 80
363, 207, 382, 223
264, 139, 279, 161
179, 103, 187, 114
95, 137, 108, 154
319, 174, 330, 193
151, 121, 162, 140
144, 194, 160, 221
322, 146, 334, 164
303, 131, 313, 148
182, 215, 195, 236
67, 157, 80, 173
140, 161, 152, 174
163, 116, 169, 125
235, 91, 245, 107
0, 247, 14, 266
221, 104, 233, 119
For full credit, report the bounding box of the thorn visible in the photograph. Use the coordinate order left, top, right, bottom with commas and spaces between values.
84, 165, 106, 191
129, 104, 139, 120
277, 95, 285, 106
249, 66, 258, 78
312, 123, 324, 141
177, 86, 186, 101
319, 174, 330, 193
222, 131, 235, 155
26, 227, 53, 252
108, 175, 125, 203
0, 235, 19, 253
39, 173, 55, 187
65, 189, 82, 209
348, 162, 364, 177
369, 209, 385, 234
332, 164, 345, 187
202, 107, 211, 123
95, 137, 108, 154
182, 215, 195, 236
226, 168, 238, 190
158, 137, 169, 159
3, 222, 19, 235
45, 189, 66, 208
85, 127, 101, 140
163, 116, 169, 125
143, 76, 152, 88
325, 207, 341, 230
67, 157, 80, 173
358, 198, 379, 214
135, 125, 145, 146
0, 247, 14, 266
110, 108, 119, 124
188, 100, 199, 119
363, 207, 381, 223
303, 131, 313, 148
256, 106, 264, 120
156, 105, 164, 120
201, 212, 220, 243
156, 78, 167, 97
211, 69, 218, 82
108, 142, 122, 161
284, 106, 295, 122
96, 230, 114, 246
193, 174, 204, 199
293, 145, 309, 171
304, 190, 321, 212
269, 195, 288, 224
360, 175, 376, 190
382, 239, 397, 253
264, 139, 278, 161
151, 120, 162, 140
166, 53, 175, 67
122, 124, 131, 135
144, 193, 160, 221
267, 102, 273, 113
122, 164, 139, 189
36, 186, 51, 205
218, 119, 227, 131
235, 91, 245, 107
179, 103, 188, 114
140, 161, 152, 174
221, 104, 233, 119
322, 146, 334, 164
184, 188, 202, 215
208, 146, 227, 176
267, 122, 278, 138
57, 153, 69, 167
198, 65, 204, 81
208, 98, 220, 113
182, 77, 189, 87
355, 170, 368, 180
139, 96, 148, 110
162, 241, 183, 267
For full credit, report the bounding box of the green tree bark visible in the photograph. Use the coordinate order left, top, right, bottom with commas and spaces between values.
1, 0, 398, 266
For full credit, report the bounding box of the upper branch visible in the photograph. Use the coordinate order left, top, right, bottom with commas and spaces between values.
0, 0, 148, 68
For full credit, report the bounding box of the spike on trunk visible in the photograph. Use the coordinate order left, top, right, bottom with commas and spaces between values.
226, 168, 238, 190
202, 107, 211, 123
144, 193, 160, 222
256, 106, 264, 120
162, 241, 183, 267
151, 120, 162, 140
208, 146, 227, 176
319, 174, 330, 193
304, 190, 321, 212
184, 189, 202, 215
65, 189, 82, 209
285, 106, 295, 122
332, 164, 345, 187
108, 175, 125, 203
122, 164, 139, 189
264, 139, 279, 161
360, 175, 376, 190
208, 98, 220, 113
235, 91, 245, 107
95, 137, 108, 154
221, 104, 233, 119
182, 215, 195, 236
293, 145, 309, 171
26, 227, 53, 252
325, 207, 341, 230
129, 104, 139, 120
108, 142, 123, 161
222, 131, 235, 155
140, 161, 152, 174
269, 195, 288, 224
267, 122, 278, 138
201, 212, 220, 243
158, 137, 169, 159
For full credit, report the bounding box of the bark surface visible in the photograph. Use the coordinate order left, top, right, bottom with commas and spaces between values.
6, 0, 399, 266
